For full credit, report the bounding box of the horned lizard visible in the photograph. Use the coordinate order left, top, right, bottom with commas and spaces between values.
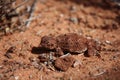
40, 33, 101, 57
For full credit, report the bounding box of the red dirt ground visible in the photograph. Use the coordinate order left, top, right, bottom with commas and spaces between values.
0, 0, 120, 80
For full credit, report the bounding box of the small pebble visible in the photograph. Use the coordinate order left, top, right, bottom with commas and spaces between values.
29, 75, 33, 79
59, 14, 64, 18
15, 76, 19, 80
73, 60, 82, 67
70, 5, 77, 12
105, 40, 111, 45
0, 65, 3, 69
69, 17, 79, 24
44, 62, 48, 65
5, 27, 10, 34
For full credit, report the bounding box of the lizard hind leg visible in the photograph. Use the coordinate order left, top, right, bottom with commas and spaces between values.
84, 47, 101, 58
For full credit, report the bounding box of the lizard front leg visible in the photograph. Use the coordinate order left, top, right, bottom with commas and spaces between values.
56, 47, 64, 57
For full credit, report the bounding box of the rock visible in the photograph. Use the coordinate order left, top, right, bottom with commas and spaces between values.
54, 56, 75, 71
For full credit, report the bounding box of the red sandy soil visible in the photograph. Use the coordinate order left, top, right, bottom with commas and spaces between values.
0, 0, 120, 80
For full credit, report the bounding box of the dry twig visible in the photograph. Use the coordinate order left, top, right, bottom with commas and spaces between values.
25, 0, 38, 27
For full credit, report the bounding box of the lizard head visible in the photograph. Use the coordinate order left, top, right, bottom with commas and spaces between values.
40, 36, 57, 50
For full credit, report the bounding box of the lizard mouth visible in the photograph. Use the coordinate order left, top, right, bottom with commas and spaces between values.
69, 47, 88, 54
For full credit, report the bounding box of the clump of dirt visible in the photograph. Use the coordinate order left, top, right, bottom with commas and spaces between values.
54, 55, 75, 71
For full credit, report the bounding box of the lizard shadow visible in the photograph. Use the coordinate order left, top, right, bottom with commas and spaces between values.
31, 46, 91, 57
31, 47, 55, 54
